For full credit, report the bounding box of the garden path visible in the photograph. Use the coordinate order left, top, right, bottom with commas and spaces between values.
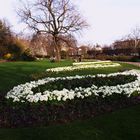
0, 60, 6, 63
124, 62, 140, 67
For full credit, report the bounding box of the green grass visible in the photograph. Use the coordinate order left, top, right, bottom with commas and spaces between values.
0, 105, 140, 140
0, 60, 140, 139
0, 60, 140, 94
0, 60, 72, 94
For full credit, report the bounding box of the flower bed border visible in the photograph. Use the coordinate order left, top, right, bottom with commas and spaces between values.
2, 70, 140, 128
46, 62, 121, 73
73, 60, 111, 65
6, 70, 140, 103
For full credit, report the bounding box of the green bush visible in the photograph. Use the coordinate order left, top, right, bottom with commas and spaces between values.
61, 50, 67, 59
3, 53, 13, 60
95, 55, 140, 62
1, 93, 140, 128
110, 55, 133, 61
21, 49, 36, 61
7, 39, 36, 61
8, 39, 25, 60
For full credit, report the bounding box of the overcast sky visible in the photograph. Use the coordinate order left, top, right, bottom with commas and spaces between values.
0, 0, 140, 46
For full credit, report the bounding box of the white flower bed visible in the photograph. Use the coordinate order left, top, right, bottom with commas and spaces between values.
46, 62, 121, 73
73, 61, 111, 66
6, 70, 140, 103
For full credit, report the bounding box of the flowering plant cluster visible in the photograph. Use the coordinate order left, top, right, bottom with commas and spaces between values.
6, 70, 140, 103
46, 61, 121, 73
73, 60, 111, 66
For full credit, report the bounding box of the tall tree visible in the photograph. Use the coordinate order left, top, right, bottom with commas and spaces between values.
0, 19, 12, 57
18, 0, 88, 61
130, 26, 140, 48
30, 33, 51, 57
122, 26, 140, 56
124, 26, 140, 49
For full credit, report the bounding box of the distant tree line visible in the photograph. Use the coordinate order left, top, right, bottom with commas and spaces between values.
0, 19, 35, 61
84, 27, 140, 61
0, 0, 88, 62
17, 0, 88, 61
0, 19, 78, 61
30, 32, 78, 59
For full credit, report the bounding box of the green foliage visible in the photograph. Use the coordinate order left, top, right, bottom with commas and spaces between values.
0, 60, 139, 94
0, 104, 140, 140
95, 55, 140, 62
33, 75, 137, 92
7, 39, 36, 61
20, 48, 36, 61
3, 53, 13, 60
0, 20, 12, 57
0, 19, 35, 61
8, 39, 25, 60
61, 50, 67, 59
0, 60, 140, 137
0, 20, 11, 45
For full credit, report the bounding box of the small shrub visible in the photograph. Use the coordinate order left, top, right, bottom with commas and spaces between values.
21, 49, 36, 61
3, 53, 13, 60
8, 39, 25, 60
61, 50, 67, 59
49, 56, 56, 63
1, 95, 140, 128
95, 55, 140, 62
7, 39, 36, 61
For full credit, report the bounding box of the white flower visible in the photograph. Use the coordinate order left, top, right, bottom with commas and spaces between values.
5, 69, 140, 103
46, 61, 121, 73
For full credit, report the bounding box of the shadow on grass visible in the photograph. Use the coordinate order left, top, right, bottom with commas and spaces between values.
0, 105, 140, 140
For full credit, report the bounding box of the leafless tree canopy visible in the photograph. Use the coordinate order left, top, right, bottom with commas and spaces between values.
130, 26, 140, 40
123, 26, 140, 48
30, 32, 77, 57
18, 0, 87, 35
18, 0, 88, 60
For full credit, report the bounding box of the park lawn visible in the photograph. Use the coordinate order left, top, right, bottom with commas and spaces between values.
0, 60, 72, 94
0, 60, 140, 140
0, 60, 140, 94
0, 104, 140, 140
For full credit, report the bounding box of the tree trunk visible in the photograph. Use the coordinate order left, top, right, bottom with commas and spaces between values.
54, 36, 61, 61
55, 45, 61, 61
134, 39, 140, 58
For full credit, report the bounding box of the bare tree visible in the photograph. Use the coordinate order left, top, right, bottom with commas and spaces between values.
0, 19, 13, 57
125, 26, 140, 48
30, 33, 51, 57
30, 32, 77, 58
58, 34, 77, 49
130, 26, 140, 48
17, 0, 88, 61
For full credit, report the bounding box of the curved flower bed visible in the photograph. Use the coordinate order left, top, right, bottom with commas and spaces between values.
73, 60, 111, 66
6, 70, 140, 103
46, 62, 121, 73
32, 74, 136, 91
